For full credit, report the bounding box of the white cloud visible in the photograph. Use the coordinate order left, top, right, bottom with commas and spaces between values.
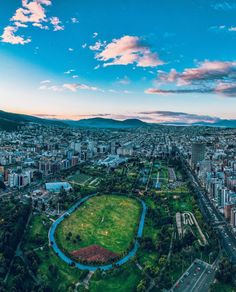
39, 84, 62, 91
14, 22, 28, 28
94, 35, 164, 68
71, 17, 79, 23
117, 76, 130, 85
1, 26, 31, 45
50, 17, 64, 31
40, 79, 51, 84
89, 40, 106, 51
63, 83, 102, 92
229, 26, 236, 32
64, 69, 75, 74
32, 22, 49, 30
94, 64, 100, 70
1, 0, 64, 45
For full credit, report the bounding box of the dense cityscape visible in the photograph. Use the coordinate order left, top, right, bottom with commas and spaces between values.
0, 119, 235, 291
1, 1, 236, 291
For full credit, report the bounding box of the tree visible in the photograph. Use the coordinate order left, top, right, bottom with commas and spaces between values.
215, 257, 235, 283
0, 181, 6, 190
136, 279, 147, 292
48, 264, 58, 278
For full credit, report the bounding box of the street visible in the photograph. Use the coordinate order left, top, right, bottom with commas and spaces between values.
171, 259, 215, 292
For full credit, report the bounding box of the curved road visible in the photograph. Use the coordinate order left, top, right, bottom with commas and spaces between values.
48, 194, 147, 271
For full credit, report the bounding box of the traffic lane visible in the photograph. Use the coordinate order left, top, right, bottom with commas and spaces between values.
174, 262, 206, 292
218, 228, 236, 263
179, 266, 198, 292
191, 266, 215, 292
198, 193, 236, 262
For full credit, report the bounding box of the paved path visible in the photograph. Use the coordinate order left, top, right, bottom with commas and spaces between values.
83, 271, 95, 289
48, 194, 147, 271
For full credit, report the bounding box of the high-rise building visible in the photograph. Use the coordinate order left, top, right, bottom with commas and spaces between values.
191, 143, 205, 165
231, 208, 236, 228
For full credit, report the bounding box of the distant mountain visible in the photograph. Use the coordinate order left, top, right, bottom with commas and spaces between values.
194, 120, 236, 128
1, 109, 236, 131
64, 117, 147, 129
160, 119, 236, 128
0, 110, 65, 131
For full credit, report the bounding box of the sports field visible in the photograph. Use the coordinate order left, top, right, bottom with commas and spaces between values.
56, 195, 141, 255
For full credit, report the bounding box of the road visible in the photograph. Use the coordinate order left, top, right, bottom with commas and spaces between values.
170, 259, 214, 292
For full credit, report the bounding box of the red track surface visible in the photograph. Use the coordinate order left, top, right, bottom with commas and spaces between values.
71, 244, 118, 263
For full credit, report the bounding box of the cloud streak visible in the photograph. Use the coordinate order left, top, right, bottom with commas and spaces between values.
146, 60, 236, 97
211, 1, 236, 10
138, 110, 219, 123
35, 110, 221, 124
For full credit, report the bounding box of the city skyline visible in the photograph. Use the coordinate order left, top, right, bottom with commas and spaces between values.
1, 0, 236, 123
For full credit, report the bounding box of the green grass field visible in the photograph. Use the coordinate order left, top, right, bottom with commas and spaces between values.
22, 214, 49, 251
56, 195, 141, 255
90, 262, 142, 292
69, 172, 92, 184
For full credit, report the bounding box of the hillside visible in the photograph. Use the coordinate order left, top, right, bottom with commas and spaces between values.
64, 117, 147, 129
0, 110, 66, 131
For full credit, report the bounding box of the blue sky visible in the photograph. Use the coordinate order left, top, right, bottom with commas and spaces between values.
0, 0, 236, 123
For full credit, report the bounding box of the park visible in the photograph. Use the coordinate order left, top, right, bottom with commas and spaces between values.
50, 194, 147, 269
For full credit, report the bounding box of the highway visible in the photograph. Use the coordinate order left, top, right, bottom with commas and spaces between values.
170, 259, 215, 292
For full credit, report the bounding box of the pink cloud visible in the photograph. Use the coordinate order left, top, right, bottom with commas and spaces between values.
89, 40, 106, 51
63, 83, 102, 92
1, 26, 31, 45
14, 22, 28, 28
50, 17, 64, 31
215, 82, 236, 97
157, 60, 236, 84
145, 88, 170, 95
147, 60, 236, 98
93, 35, 164, 67
11, 0, 50, 24
1, 0, 64, 45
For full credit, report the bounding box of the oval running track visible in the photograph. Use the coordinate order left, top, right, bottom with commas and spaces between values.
48, 194, 147, 271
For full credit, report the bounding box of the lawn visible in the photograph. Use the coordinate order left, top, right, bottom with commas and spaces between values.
90, 262, 142, 292
36, 247, 85, 291
22, 214, 49, 251
56, 194, 141, 255
69, 172, 92, 185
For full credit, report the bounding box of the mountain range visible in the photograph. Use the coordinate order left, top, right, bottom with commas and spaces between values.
63, 117, 147, 128
0, 110, 147, 130
0, 109, 236, 131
